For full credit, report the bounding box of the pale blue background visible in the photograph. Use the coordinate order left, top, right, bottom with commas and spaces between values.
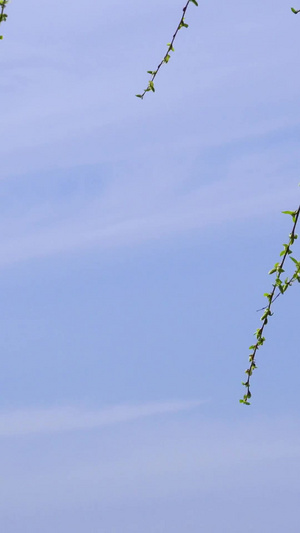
0, 0, 299, 531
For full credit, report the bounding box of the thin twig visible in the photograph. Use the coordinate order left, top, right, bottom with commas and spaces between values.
136, 0, 198, 99
0, 0, 9, 39
241, 204, 300, 405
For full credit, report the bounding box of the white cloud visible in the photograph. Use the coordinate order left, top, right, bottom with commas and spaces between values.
0, 400, 204, 436
0, 145, 297, 268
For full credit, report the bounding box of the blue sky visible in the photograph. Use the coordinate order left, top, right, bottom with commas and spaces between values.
0, 0, 300, 531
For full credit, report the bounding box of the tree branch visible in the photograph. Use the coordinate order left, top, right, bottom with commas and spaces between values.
136, 0, 199, 99
0, 0, 9, 40
240, 205, 300, 405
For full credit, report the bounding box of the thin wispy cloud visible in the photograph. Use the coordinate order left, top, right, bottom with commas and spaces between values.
0, 160, 297, 267
0, 400, 204, 437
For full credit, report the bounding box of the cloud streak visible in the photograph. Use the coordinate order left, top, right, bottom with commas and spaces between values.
0, 132, 298, 268
0, 400, 204, 437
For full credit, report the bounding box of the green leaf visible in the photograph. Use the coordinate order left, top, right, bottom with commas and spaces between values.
149, 81, 155, 92
241, 400, 251, 405
190, 0, 199, 5
180, 20, 189, 29
291, 7, 300, 14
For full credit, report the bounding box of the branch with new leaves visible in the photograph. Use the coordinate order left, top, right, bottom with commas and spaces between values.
0, 0, 9, 39
135, 2, 300, 404
240, 205, 300, 405
136, 0, 199, 99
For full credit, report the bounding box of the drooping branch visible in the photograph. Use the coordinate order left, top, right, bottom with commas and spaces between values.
136, 0, 199, 99
240, 205, 300, 405
0, 0, 9, 40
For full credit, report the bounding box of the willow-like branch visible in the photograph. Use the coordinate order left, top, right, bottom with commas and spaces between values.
0, 0, 9, 39
241, 205, 300, 405
136, 0, 198, 99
